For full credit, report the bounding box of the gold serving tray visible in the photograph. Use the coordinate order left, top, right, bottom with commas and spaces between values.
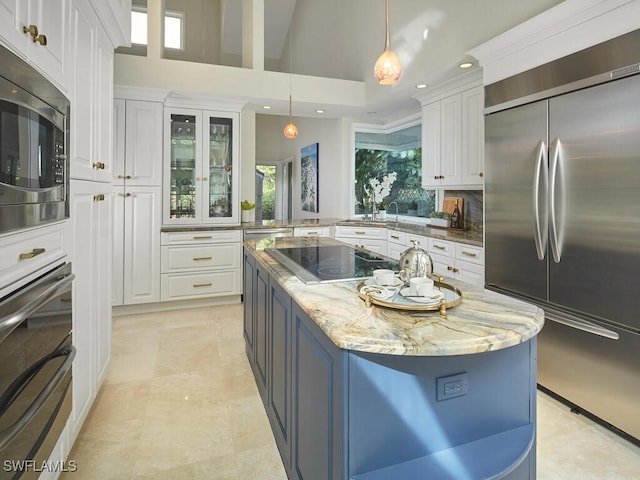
357, 279, 463, 318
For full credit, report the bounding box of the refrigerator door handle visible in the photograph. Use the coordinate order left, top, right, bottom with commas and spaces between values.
548, 138, 564, 263
533, 141, 548, 261
545, 309, 620, 340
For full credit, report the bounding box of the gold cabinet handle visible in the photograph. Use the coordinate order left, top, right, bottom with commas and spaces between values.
193, 235, 212, 240
390, 235, 400, 240
193, 283, 212, 288
192, 256, 212, 261
117, 192, 132, 197
354, 231, 366, 235
447, 266, 453, 271
93, 194, 105, 201
117, 175, 132, 179
452, 267, 459, 273
306, 231, 319, 235
461, 251, 477, 257
479, 172, 484, 178
19, 248, 46, 260
92, 162, 105, 170
202, 177, 208, 181
433, 244, 446, 250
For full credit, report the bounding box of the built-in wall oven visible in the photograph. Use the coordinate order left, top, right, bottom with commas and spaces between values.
0, 262, 74, 479
0, 44, 69, 235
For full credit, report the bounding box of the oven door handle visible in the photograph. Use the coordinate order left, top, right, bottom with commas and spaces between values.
0, 270, 74, 344
0, 344, 76, 450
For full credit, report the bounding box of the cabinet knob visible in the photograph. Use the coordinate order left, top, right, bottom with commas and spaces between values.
23, 25, 47, 45
452, 267, 459, 273
117, 175, 132, 179
93, 194, 105, 201
447, 266, 453, 271
202, 177, 208, 181
479, 172, 484, 178
93, 162, 105, 170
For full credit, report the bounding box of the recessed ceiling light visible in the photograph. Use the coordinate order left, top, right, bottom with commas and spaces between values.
415, 83, 428, 89
316, 109, 325, 114
459, 62, 473, 69
262, 105, 272, 110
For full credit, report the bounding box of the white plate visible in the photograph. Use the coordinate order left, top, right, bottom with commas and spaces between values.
400, 287, 445, 304
364, 277, 403, 289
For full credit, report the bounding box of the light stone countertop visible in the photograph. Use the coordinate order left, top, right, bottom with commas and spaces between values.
245, 236, 544, 357
162, 217, 483, 246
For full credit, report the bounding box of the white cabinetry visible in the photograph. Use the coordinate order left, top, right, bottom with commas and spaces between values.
294, 226, 332, 237
418, 71, 483, 189
334, 226, 387, 256
69, 1, 113, 183
164, 107, 240, 225
0, 0, 69, 90
112, 186, 161, 306
113, 99, 163, 186
461, 86, 484, 184
68, 179, 112, 441
428, 237, 484, 287
160, 230, 242, 301
386, 229, 407, 260
0, 223, 66, 297
112, 98, 163, 307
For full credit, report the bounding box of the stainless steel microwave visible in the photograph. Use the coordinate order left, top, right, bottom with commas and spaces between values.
0, 44, 69, 234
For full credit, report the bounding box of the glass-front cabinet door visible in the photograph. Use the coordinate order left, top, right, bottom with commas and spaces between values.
164, 108, 239, 225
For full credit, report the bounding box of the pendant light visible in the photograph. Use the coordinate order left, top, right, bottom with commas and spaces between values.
284, 24, 298, 139
374, 0, 402, 85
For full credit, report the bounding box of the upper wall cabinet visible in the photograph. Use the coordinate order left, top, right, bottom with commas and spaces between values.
164, 107, 240, 225
113, 99, 163, 186
69, 1, 114, 183
0, 0, 69, 91
418, 71, 484, 189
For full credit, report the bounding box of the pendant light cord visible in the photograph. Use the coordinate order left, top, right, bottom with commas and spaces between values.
384, 0, 390, 50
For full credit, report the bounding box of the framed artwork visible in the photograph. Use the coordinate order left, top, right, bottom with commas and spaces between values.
300, 143, 319, 213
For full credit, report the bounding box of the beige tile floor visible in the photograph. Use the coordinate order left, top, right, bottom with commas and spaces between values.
63, 304, 640, 479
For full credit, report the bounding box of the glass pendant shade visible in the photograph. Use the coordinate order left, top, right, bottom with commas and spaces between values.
375, 0, 401, 85
284, 93, 297, 139
374, 49, 402, 85
283, 122, 298, 138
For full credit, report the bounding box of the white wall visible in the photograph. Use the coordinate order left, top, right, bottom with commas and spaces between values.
256, 114, 352, 219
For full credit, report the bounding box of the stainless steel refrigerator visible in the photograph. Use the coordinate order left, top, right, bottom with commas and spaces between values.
484, 30, 640, 443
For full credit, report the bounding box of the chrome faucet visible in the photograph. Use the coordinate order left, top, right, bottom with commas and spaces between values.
371, 189, 377, 221
387, 201, 399, 223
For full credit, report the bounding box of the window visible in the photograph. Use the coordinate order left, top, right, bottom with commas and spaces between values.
130, 8, 184, 50
256, 165, 276, 221
354, 122, 436, 221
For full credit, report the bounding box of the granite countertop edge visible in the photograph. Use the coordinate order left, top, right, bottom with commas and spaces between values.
161, 218, 483, 246
245, 237, 544, 357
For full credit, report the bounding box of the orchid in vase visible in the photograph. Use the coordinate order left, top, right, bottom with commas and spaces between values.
364, 172, 397, 213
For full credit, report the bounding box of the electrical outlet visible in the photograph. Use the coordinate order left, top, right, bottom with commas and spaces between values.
436, 372, 468, 401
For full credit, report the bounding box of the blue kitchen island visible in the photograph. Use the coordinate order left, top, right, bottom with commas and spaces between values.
243, 236, 544, 480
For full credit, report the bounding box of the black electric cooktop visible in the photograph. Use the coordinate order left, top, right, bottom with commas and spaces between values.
266, 245, 399, 284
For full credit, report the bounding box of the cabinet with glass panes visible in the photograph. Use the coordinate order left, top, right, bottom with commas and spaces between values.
163, 108, 240, 225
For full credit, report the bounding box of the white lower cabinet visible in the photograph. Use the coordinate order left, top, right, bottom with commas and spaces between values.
160, 230, 242, 301
387, 230, 407, 260
428, 238, 485, 287
294, 226, 333, 237
112, 186, 161, 306
68, 179, 112, 442
334, 226, 387, 256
